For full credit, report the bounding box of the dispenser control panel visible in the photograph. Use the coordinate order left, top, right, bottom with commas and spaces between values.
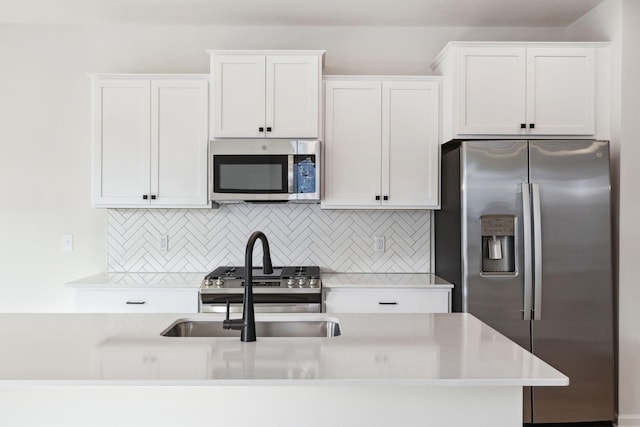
481, 216, 515, 236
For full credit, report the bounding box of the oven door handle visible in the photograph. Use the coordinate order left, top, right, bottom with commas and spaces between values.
200, 303, 320, 314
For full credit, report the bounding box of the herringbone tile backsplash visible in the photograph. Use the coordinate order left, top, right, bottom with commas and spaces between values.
107, 204, 431, 273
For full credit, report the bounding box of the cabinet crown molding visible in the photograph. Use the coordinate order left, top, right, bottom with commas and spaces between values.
323, 75, 442, 82
431, 41, 611, 71
207, 49, 325, 55
87, 73, 210, 80
207, 49, 326, 67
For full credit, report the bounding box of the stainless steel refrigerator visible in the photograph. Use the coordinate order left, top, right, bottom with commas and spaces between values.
435, 140, 615, 424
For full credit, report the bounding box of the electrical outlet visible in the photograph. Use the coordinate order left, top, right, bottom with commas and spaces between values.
374, 236, 385, 253
62, 234, 73, 252
158, 234, 168, 251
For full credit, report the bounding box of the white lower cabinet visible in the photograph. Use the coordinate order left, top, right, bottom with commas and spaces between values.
73, 288, 198, 313
323, 288, 451, 314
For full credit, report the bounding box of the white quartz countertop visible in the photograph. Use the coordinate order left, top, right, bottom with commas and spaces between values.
66, 273, 206, 288
0, 312, 566, 387
321, 273, 453, 288
66, 272, 453, 290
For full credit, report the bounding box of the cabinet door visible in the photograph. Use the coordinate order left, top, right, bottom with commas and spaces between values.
266, 55, 320, 138
324, 288, 451, 313
526, 48, 595, 135
456, 47, 526, 135
323, 80, 382, 208
92, 79, 151, 206
151, 79, 209, 207
73, 288, 198, 313
211, 55, 266, 138
382, 81, 440, 208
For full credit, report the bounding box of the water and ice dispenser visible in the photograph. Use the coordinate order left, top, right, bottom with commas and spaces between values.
481, 215, 515, 273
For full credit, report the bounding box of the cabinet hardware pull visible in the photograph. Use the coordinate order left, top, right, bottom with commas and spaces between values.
142, 195, 148, 200
150, 195, 156, 200
266, 127, 272, 132
529, 123, 536, 129
126, 301, 146, 305
375, 195, 381, 201
520, 123, 526, 129
378, 301, 398, 305
383, 196, 389, 201
258, 127, 264, 132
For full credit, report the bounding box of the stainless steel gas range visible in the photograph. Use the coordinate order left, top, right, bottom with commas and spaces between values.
199, 266, 322, 313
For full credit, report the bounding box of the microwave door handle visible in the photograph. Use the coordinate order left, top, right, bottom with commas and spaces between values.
288, 155, 295, 193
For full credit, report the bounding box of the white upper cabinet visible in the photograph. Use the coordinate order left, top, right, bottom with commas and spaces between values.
209, 50, 324, 139
210, 55, 265, 138
432, 42, 609, 140
91, 75, 209, 208
323, 77, 440, 209
456, 47, 526, 135
323, 79, 382, 207
92, 78, 151, 207
525, 48, 595, 135
382, 81, 440, 208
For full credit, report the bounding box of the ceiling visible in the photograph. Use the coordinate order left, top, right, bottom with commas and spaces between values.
0, 0, 604, 27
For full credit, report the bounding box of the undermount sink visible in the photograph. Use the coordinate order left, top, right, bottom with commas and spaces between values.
161, 318, 341, 338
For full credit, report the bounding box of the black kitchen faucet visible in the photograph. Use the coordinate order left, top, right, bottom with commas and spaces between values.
222, 231, 273, 342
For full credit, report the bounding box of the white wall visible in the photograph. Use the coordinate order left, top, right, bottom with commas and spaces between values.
567, 0, 640, 425
0, 23, 567, 312
618, 1, 640, 424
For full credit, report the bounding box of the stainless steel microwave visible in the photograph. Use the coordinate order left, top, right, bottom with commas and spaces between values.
209, 139, 320, 202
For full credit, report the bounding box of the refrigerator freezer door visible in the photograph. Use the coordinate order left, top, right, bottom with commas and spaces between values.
459, 140, 533, 421
528, 140, 615, 423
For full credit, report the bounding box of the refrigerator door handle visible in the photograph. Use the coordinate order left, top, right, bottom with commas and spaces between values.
521, 182, 533, 321
531, 182, 543, 321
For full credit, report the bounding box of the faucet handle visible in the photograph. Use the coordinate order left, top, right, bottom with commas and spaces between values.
222, 300, 232, 329
222, 300, 244, 330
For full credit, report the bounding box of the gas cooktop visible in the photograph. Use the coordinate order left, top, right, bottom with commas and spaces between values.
201, 265, 321, 292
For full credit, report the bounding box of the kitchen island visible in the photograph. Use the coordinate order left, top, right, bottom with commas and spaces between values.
0, 313, 566, 427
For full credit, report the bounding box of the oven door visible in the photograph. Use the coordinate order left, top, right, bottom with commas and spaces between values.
199, 293, 322, 313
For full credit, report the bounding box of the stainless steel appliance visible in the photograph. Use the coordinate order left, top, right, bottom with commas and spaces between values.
435, 140, 615, 425
199, 266, 322, 313
209, 139, 320, 202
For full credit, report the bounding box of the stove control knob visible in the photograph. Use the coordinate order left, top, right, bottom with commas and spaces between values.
204, 278, 214, 287
298, 278, 307, 287
309, 278, 318, 288
287, 279, 296, 288
215, 278, 224, 288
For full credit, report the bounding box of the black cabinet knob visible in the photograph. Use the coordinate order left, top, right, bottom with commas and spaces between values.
529, 123, 535, 129
520, 123, 526, 129
375, 195, 381, 201
258, 127, 264, 132
150, 195, 156, 200
266, 127, 272, 132
383, 196, 389, 201
142, 195, 148, 200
